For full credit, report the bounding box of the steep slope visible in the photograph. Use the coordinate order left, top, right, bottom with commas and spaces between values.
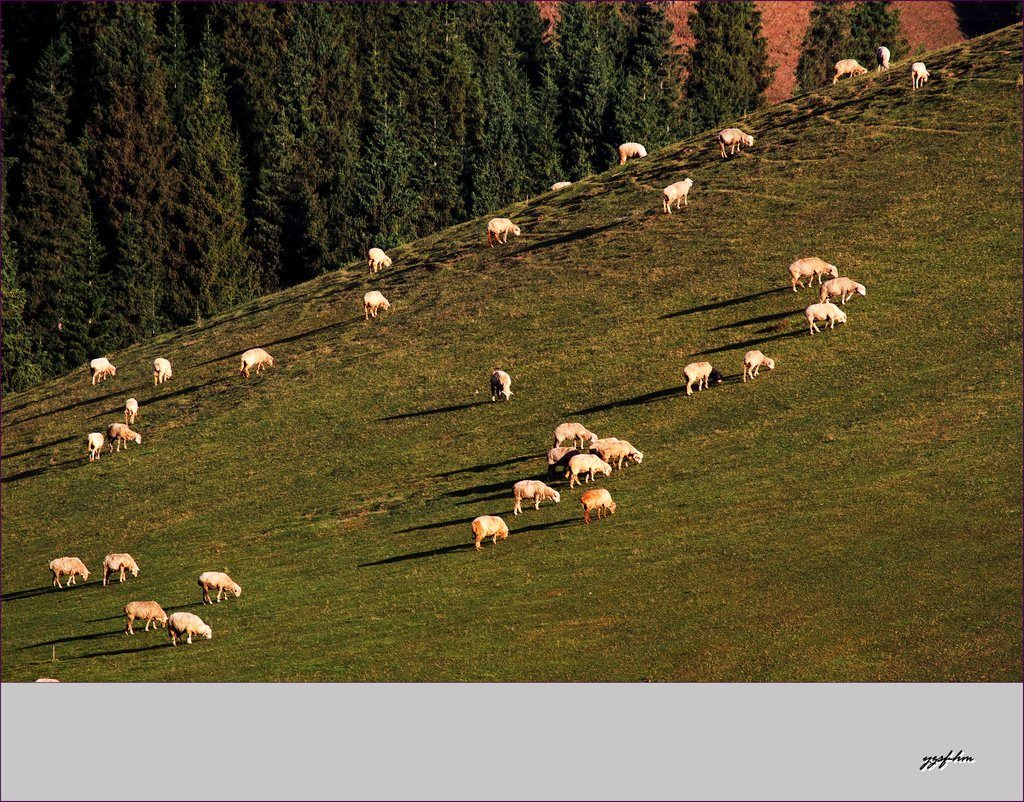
2, 26, 1021, 682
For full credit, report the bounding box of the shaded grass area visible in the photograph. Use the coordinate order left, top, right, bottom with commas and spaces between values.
2, 27, 1021, 682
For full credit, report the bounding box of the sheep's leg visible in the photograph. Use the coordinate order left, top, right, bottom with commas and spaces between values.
534, 499, 541, 511
719, 141, 726, 159
55, 577, 62, 588
127, 618, 134, 635
119, 568, 126, 582
187, 633, 193, 644
584, 508, 591, 524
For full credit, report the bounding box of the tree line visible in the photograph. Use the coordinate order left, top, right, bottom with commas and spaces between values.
0, 2, 920, 392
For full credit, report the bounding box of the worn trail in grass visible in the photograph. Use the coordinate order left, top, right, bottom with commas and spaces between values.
2, 27, 1021, 681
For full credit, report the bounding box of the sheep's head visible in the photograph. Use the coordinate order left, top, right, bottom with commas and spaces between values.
587, 432, 599, 445
109, 366, 117, 376
710, 368, 724, 385
827, 265, 839, 278
608, 501, 617, 515
81, 568, 90, 580
551, 490, 562, 504
856, 284, 867, 297
744, 135, 754, 147
130, 564, 139, 577
201, 626, 213, 640
231, 584, 242, 598
764, 358, 776, 371
856, 66, 868, 76
836, 310, 848, 324
511, 226, 521, 237
631, 450, 644, 464
267, 356, 275, 366
134, 434, 142, 445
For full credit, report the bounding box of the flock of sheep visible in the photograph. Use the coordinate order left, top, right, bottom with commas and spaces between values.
38, 42, 915, 669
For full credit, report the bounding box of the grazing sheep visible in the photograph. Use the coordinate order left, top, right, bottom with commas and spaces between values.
662, 178, 694, 214
547, 447, 581, 480
124, 601, 167, 634
471, 515, 509, 550
153, 357, 173, 385
49, 557, 89, 588
124, 398, 139, 426
566, 453, 613, 489
580, 488, 616, 524
805, 302, 848, 335
819, 277, 866, 305
551, 181, 572, 191
367, 247, 392, 274
876, 46, 891, 72
617, 142, 648, 164
552, 422, 598, 450
718, 128, 754, 158
107, 422, 142, 452
88, 432, 105, 462
683, 362, 724, 396
833, 58, 868, 84
592, 439, 643, 471
363, 290, 392, 320
103, 553, 140, 586
512, 480, 561, 515
490, 369, 513, 402
911, 61, 929, 90
743, 350, 776, 382
89, 357, 116, 385
198, 571, 242, 604
788, 257, 839, 291
167, 612, 212, 645
486, 218, 521, 247
239, 347, 274, 379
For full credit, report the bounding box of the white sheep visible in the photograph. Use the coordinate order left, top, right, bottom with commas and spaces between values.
617, 142, 648, 164
547, 447, 581, 479
198, 571, 242, 604
592, 439, 643, 471
367, 247, 393, 274
153, 357, 173, 385
124, 398, 139, 426
124, 601, 167, 634
103, 553, 140, 586
89, 357, 116, 385
819, 277, 866, 305
239, 347, 274, 379
662, 178, 694, 213
107, 422, 142, 452
566, 453, 612, 489
551, 181, 573, 191
742, 350, 776, 382
490, 369, 513, 402
512, 480, 561, 515
580, 488, 616, 524
876, 46, 891, 72
363, 290, 392, 320
471, 515, 509, 550
49, 557, 89, 588
486, 218, 521, 247
167, 612, 212, 645
833, 59, 868, 84
718, 128, 754, 158
683, 362, 724, 396
805, 302, 848, 335
788, 257, 839, 292
88, 432, 105, 462
552, 422, 598, 450
911, 62, 929, 90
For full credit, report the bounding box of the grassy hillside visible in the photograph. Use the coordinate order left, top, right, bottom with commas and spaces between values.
2, 26, 1021, 682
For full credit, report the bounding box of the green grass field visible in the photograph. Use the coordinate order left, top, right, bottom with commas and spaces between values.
2, 26, 1021, 682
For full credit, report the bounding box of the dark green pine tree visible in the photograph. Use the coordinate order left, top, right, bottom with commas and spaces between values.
354, 46, 416, 249
683, 1, 774, 134
614, 1, 683, 149
555, 1, 617, 176
160, 3, 193, 128
84, 3, 181, 341
174, 24, 256, 322
846, 1, 908, 69
12, 34, 107, 377
796, 1, 849, 93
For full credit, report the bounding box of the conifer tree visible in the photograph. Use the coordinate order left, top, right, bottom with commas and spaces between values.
846, 1, 907, 68
84, 3, 180, 341
796, 1, 849, 93
13, 34, 106, 375
684, 1, 774, 134
174, 23, 255, 321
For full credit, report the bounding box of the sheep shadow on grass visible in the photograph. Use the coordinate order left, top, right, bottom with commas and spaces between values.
570, 385, 688, 416
430, 454, 535, 478
660, 287, 789, 319
358, 543, 476, 567
71, 642, 171, 660
1, 579, 101, 603
6, 388, 125, 428
1, 434, 77, 460
691, 329, 804, 357
22, 629, 123, 650
710, 309, 802, 331
2, 457, 89, 485
380, 401, 487, 422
